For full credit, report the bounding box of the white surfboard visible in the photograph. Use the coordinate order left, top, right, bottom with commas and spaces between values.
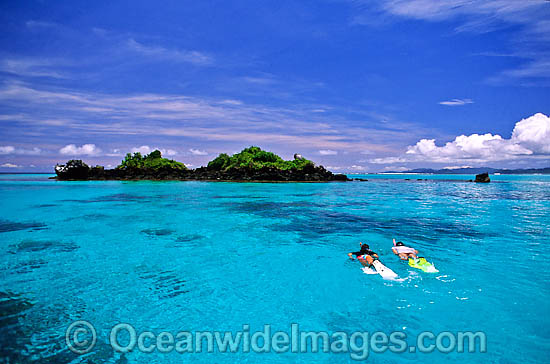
372, 260, 398, 279
362, 267, 378, 275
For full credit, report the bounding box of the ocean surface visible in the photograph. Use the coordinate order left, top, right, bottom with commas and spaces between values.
1, 173, 549, 363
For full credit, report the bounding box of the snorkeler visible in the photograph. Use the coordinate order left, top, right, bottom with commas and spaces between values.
391, 238, 419, 260
348, 242, 379, 267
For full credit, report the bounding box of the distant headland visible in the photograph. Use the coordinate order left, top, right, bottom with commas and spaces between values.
54, 146, 350, 182
383, 167, 550, 175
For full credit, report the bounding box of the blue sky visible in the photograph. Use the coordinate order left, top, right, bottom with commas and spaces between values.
0, 0, 549, 172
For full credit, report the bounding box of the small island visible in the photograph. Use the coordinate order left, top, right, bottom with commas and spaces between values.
54, 146, 350, 182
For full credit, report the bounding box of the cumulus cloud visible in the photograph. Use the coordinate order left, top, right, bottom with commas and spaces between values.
319, 150, 338, 155
0, 163, 21, 168
0, 146, 15, 154
439, 98, 473, 106
189, 148, 208, 156
59, 144, 101, 156
383, 166, 408, 172
130, 145, 177, 156
511, 112, 550, 153
372, 113, 550, 164
0, 145, 41, 155
350, 165, 367, 171
369, 156, 407, 164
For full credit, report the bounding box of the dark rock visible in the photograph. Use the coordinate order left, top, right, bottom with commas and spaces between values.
54, 160, 89, 179
474, 172, 491, 183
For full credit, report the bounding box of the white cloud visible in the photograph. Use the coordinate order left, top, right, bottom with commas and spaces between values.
105, 148, 124, 157
378, 112, 550, 164
439, 98, 474, 106
369, 156, 407, 164
383, 166, 408, 172
59, 144, 101, 156
351, 1, 550, 82
189, 148, 208, 156
0, 146, 15, 154
0, 145, 41, 155
443, 165, 472, 170
130, 146, 177, 157
319, 149, 338, 155
374, 0, 544, 25
126, 39, 212, 66
511, 112, 550, 153
219, 99, 243, 105
0, 82, 427, 153
350, 165, 367, 171
0, 58, 68, 79
0, 163, 21, 168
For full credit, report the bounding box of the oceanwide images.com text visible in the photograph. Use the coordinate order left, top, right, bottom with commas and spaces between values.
66, 321, 487, 360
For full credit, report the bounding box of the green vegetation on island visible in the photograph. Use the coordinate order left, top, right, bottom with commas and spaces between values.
117, 150, 187, 170
207, 146, 313, 171
55, 146, 349, 181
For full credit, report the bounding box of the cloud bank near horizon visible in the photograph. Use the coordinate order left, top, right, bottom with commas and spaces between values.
370, 113, 550, 166
1, 112, 549, 172
1, 1, 549, 172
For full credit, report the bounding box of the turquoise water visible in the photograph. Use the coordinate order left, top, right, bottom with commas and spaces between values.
1, 174, 549, 363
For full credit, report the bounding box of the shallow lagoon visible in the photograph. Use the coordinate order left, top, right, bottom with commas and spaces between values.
1, 174, 549, 363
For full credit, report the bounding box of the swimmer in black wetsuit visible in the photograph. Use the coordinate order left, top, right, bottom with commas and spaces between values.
348, 243, 379, 267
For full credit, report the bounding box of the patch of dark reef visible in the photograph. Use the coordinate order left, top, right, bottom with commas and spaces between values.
141, 228, 175, 236
0, 291, 126, 363
0, 291, 34, 364
54, 147, 350, 182
0, 220, 47, 233
62, 193, 150, 204
10, 259, 48, 274
9, 239, 78, 254
224, 200, 492, 241
175, 234, 204, 242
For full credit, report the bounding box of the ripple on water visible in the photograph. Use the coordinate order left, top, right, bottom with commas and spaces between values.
138, 268, 190, 300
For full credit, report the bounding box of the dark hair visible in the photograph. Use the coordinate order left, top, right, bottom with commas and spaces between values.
396, 242, 404, 246
360, 244, 370, 251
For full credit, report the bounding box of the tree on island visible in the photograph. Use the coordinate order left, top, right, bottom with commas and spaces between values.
117, 150, 187, 170
54, 146, 349, 181
207, 146, 314, 171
